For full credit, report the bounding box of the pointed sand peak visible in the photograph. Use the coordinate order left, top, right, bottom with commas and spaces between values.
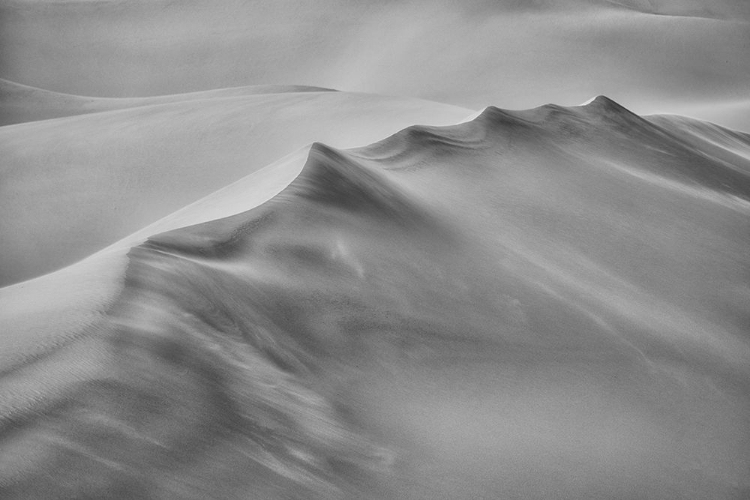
579, 95, 632, 114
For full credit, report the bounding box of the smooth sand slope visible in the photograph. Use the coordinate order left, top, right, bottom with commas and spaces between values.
606, 0, 750, 18
647, 99, 750, 141
0, 90, 471, 286
1, 97, 749, 499
0, 79, 334, 126
2, 0, 748, 130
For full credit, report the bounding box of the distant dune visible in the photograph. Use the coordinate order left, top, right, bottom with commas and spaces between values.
2, 97, 748, 499
603, 0, 750, 19
0, 78, 334, 126
2, 0, 748, 130
0, 91, 471, 286
646, 114, 750, 163
2, 0, 748, 497
648, 99, 750, 138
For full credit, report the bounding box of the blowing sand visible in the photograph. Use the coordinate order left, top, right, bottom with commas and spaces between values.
1, 96, 748, 499
0, 90, 471, 286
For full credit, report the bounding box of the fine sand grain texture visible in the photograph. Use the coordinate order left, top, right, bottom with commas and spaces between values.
1, 98, 749, 499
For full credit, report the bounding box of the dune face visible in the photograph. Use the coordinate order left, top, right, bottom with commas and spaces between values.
2, 98, 748, 499
3, 0, 748, 498
0, 91, 470, 286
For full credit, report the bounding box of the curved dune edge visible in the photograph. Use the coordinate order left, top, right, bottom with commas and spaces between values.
646, 113, 750, 163
0, 78, 336, 126
3, 0, 749, 135
0, 100, 480, 369
0, 105, 481, 415
0, 146, 312, 369
1, 97, 750, 498
0, 90, 473, 286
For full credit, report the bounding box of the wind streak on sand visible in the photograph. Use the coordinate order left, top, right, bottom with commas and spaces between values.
1, 97, 750, 499
0, 90, 472, 286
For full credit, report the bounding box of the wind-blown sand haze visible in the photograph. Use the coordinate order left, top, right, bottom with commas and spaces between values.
2, 96, 750, 499
2, 0, 749, 129
1, 1, 749, 499
0, 90, 471, 286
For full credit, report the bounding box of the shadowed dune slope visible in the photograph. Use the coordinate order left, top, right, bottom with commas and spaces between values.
604, 0, 750, 19
644, 100, 750, 139
0, 79, 334, 126
1, 97, 749, 499
0, 91, 472, 286
646, 114, 750, 164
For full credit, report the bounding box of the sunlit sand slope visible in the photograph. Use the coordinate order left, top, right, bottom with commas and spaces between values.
0, 91, 471, 286
1, 97, 749, 499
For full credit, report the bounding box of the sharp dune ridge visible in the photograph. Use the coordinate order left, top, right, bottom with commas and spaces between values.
2, 97, 749, 498
0, 90, 472, 286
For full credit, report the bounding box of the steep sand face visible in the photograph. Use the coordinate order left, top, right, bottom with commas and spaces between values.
0, 91, 471, 286
1, 98, 748, 499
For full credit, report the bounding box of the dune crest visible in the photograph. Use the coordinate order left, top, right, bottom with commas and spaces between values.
1, 97, 749, 498
0, 90, 472, 286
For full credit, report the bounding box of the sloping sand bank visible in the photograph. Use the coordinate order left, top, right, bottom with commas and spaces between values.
0, 90, 471, 286
1, 97, 748, 499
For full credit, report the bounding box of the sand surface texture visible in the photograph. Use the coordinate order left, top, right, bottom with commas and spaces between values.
1, 97, 749, 499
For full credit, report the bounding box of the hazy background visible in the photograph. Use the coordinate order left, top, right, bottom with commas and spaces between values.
1, 0, 749, 131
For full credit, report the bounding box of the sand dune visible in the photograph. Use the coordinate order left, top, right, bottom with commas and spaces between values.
0, 78, 334, 126
0, 91, 471, 286
3, 0, 747, 498
604, 0, 750, 19
2, 0, 748, 130
2, 97, 748, 499
647, 114, 750, 163
647, 99, 750, 139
